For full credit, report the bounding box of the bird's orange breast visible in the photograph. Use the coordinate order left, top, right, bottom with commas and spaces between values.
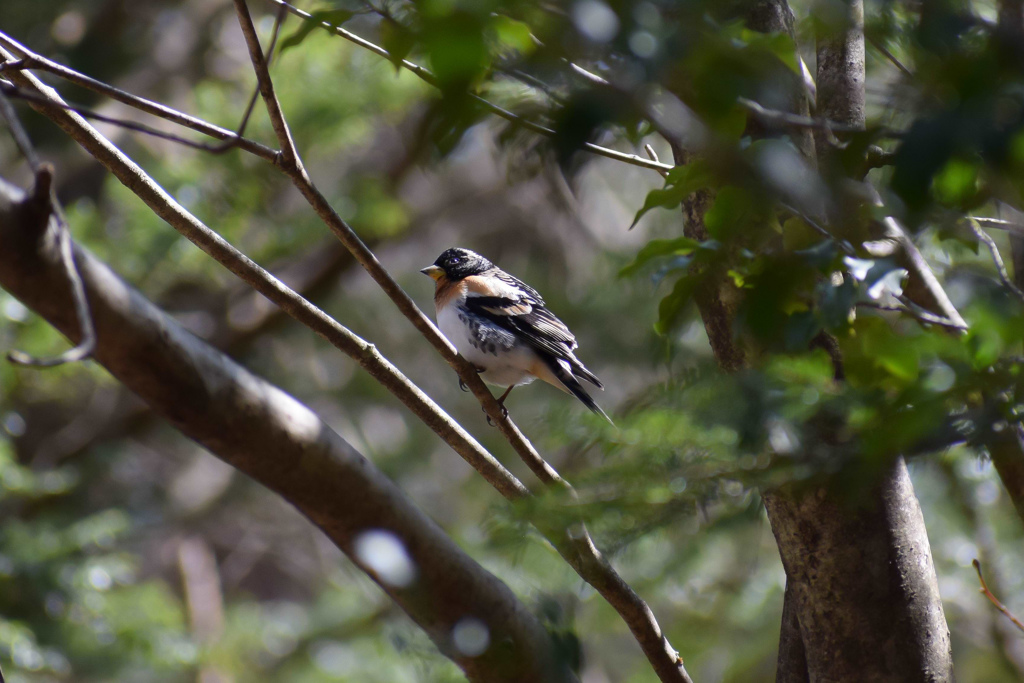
434, 276, 467, 311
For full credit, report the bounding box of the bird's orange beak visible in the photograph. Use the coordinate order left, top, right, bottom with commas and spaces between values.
420, 265, 444, 281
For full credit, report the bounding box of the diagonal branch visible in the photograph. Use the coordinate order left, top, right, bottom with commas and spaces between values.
868, 187, 968, 331
968, 218, 1024, 304
973, 559, 1024, 633
231, 4, 692, 680
0, 175, 575, 683
0, 31, 277, 162
0, 91, 95, 367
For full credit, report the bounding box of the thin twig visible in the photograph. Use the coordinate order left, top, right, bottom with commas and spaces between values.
0, 91, 95, 367
867, 36, 914, 79
644, 143, 669, 178
968, 217, 1024, 304
857, 300, 967, 331
867, 185, 968, 330
973, 559, 1024, 633
0, 84, 39, 168
233, 3, 691, 681
262, 0, 674, 173
970, 215, 1024, 236
0, 79, 272, 158
737, 96, 899, 138
0, 32, 278, 162
778, 201, 856, 255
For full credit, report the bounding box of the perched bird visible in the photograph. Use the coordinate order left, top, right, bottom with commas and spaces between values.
421, 247, 610, 422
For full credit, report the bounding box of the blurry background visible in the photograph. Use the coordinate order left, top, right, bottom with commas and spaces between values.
1, 0, 1023, 681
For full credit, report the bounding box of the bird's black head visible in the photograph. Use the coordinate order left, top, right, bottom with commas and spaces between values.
421, 247, 493, 282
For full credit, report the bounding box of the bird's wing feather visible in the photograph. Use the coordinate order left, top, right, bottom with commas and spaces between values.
464, 295, 578, 357
462, 270, 605, 389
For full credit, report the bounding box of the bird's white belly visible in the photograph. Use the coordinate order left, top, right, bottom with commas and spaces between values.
437, 305, 538, 388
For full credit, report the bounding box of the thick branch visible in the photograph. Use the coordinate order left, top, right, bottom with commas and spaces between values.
0, 176, 573, 683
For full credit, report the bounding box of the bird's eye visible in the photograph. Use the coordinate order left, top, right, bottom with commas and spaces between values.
450, 257, 461, 264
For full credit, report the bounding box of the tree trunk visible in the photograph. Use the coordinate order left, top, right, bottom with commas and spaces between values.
676, 1, 955, 680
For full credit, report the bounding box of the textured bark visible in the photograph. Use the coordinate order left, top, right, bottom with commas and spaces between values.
994, 1, 1024, 529
990, 425, 1024, 525
766, 3, 954, 681
776, 581, 809, 683
814, 0, 865, 157
0, 176, 575, 683
764, 461, 953, 681
674, 2, 954, 680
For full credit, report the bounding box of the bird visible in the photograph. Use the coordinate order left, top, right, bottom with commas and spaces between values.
421, 247, 611, 423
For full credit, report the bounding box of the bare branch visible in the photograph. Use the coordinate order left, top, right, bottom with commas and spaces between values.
0, 80, 274, 157
262, 0, 673, 173
970, 215, 1024, 237
868, 186, 968, 330
737, 97, 886, 137
231, 5, 692, 680
0, 177, 576, 683
973, 559, 1024, 633
0, 93, 95, 367
857, 300, 967, 331
644, 143, 669, 178
968, 218, 1024, 304
866, 36, 914, 79
0, 85, 39, 167
0, 31, 277, 162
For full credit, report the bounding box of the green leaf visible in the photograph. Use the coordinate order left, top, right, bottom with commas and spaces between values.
381, 18, 416, 72
619, 237, 702, 277
739, 30, 800, 74
491, 15, 535, 55
278, 9, 354, 55
931, 157, 979, 207
704, 186, 753, 240
630, 161, 712, 228
655, 274, 700, 335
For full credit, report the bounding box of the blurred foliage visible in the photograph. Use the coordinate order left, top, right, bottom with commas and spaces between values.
2, 0, 1024, 681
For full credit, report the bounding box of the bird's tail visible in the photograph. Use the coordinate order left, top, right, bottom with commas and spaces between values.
544, 357, 613, 424
562, 350, 603, 389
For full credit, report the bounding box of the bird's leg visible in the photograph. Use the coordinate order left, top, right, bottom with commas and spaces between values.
485, 386, 513, 426
459, 365, 487, 392
497, 386, 514, 411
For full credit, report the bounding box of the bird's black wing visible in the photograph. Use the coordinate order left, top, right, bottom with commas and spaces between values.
464, 295, 575, 357
464, 294, 603, 390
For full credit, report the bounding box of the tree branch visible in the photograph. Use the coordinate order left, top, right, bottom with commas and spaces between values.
0, 93, 95, 367
0, 174, 576, 683
973, 559, 1024, 633
968, 218, 1024, 304
231, 5, 692, 680
0, 31, 277, 162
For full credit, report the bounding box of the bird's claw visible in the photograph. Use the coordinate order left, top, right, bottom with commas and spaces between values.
458, 378, 468, 392
484, 402, 509, 427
